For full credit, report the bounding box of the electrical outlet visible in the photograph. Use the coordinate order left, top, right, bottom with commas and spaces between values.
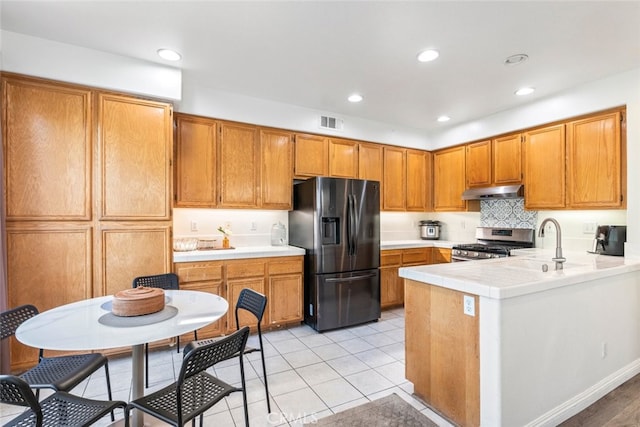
602, 342, 607, 358
463, 295, 475, 316
583, 222, 597, 234
190, 221, 198, 232
250, 221, 257, 231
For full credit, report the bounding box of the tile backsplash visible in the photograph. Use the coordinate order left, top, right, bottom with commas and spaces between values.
480, 198, 537, 228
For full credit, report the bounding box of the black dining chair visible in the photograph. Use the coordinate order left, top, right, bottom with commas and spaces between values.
132, 272, 198, 388
0, 304, 115, 421
124, 326, 250, 427
234, 288, 271, 413
0, 374, 126, 427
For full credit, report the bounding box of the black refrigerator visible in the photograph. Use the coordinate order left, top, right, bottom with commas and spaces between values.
289, 177, 380, 332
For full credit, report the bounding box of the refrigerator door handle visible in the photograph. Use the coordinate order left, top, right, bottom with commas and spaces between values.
347, 194, 357, 256
325, 272, 377, 283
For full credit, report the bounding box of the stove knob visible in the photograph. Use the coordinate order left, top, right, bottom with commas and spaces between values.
471, 251, 478, 257
461, 250, 468, 256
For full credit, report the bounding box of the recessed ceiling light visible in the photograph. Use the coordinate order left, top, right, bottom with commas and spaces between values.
504, 54, 529, 66
157, 48, 181, 61
417, 49, 439, 63
437, 115, 451, 122
348, 94, 363, 103
515, 87, 535, 96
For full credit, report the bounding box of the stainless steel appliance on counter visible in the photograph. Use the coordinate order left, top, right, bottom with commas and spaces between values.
289, 177, 380, 332
452, 227, 535, 261
419, 220, 441, 240
590, 225, 626, 256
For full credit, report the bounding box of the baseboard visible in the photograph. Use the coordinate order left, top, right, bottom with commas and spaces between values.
526, 358, 640, 427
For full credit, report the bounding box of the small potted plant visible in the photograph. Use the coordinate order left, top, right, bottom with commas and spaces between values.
217, 226, 232, 248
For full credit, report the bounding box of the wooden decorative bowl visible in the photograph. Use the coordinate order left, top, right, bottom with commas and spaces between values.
112, 287, 165, 317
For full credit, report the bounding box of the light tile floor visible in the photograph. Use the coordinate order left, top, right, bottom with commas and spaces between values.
1, 308, 454, 426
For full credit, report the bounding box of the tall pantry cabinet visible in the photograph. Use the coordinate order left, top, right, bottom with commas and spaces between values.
2, 75, 173, 370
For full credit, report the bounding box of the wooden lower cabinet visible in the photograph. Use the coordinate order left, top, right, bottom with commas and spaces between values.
405, 279, 479, 427
432, 247, 452, 263
174, 261, 225, 339
174, 256, 303, 338
380, 247, 451, 309
380, 251, 403, 309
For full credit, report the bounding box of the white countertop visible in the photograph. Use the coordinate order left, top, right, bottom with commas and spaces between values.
173, 245, 306, 262
174, 240, 457, 262
380, 239, 460, 249
399, 249, 640, 299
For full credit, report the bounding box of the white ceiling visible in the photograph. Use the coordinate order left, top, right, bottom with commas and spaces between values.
2, 1, 640, 133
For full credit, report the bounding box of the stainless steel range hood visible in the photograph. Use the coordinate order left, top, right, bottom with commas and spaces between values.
461, 184, 524, 200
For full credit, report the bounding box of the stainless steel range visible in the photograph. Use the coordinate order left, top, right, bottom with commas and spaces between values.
451, 227, 535, 261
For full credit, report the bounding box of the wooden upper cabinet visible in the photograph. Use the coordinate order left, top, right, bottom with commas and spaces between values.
383, 146, 406, 211
98, 93, 172, 220
465, 140, 492, 188
406, 149, 432, 211
3, 76, 92, 221
358, 142, 383, 182
294, 133, 328, 177
174, 114, 217, 207
328, 138, 358, 178
493, 134, 522, 185
218, 121, 260, 208
566, 111, 624, 208
433, 146, 468, 211
261, 128, 293, 209
523, 124, 566, 210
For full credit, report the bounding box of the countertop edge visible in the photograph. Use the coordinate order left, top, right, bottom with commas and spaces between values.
399, 252, 640, 299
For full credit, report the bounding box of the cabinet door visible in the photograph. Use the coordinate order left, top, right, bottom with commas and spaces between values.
383, 146, 406, 211
3, 77, 92, 220
98, 94, 172, 220
98, 223, 172, 297
433, 146, 467, 211
493, 134, 522, 185
261, 128, 293, 209
174, 114, 217, 207
358, 143, 383, 182
406, 149, 432, 212
524, 124, 566, 209
465, 140, 492, 188
294, 133, 328, 177
380, 250, 403, 309
7, 225, 93, 370
218, 121, 260, 208
432, 248, 452, 264
566, 111, 623, 208
328, 138, 358, 178
268, 274, 303, 326
179, 280, 226, 338
227, 278, 266, 332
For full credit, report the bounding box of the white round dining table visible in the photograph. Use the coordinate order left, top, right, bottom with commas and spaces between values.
16, 289, 228, 427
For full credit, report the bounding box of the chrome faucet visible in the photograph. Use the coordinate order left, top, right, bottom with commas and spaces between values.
538, 218, 566, 270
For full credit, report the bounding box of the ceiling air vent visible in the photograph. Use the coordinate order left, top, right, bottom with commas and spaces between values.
319, 115, 344, 131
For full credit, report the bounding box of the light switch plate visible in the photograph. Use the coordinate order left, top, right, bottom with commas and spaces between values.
463, 295, 475, 316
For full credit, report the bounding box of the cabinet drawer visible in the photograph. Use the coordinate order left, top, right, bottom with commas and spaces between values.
402, 248, 430, 265
226, 260, 266, 278
268, 257, 303, 275
174, 262, 223, 283
381, 250, 402, 267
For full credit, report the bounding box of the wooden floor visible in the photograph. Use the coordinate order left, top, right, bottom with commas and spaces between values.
559, 374, 640, 426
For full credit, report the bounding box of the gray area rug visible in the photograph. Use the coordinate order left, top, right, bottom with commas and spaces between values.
307, 393, 438, 426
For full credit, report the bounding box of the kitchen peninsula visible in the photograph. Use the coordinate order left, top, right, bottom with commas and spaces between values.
399, 251, 640, 426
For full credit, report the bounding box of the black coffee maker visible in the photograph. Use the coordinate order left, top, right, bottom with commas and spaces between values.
590, 225, 626, 256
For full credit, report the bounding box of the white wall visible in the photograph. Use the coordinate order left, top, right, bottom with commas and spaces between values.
178, 73, 430, 149
0, 31, 181, 100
